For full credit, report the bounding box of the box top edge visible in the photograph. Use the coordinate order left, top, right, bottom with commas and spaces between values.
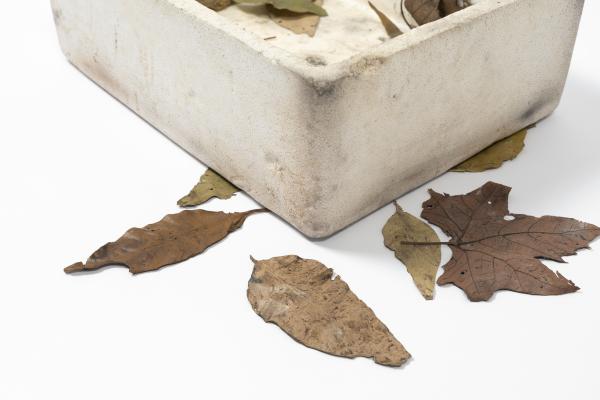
167, 0, 519, 82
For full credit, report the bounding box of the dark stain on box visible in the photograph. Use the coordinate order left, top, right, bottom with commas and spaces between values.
306, 56, 327, 66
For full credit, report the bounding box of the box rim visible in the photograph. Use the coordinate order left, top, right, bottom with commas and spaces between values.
168, 0, 519, 82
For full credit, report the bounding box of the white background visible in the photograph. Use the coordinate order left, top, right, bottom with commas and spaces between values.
1, 2, 599, 399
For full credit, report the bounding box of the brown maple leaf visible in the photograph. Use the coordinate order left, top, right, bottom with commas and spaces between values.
418, 182, 600, 301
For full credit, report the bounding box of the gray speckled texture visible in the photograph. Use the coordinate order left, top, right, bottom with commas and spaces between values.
50, 0, 584, 238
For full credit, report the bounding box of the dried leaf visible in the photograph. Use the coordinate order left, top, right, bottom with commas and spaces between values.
64, 208, 266, 274
178, 169, 239, 207
439, 0, 470, 15
268, 0, 323, 37
402, 0, 469, 26
420, 182, 600, 301
383, 203, 441, 300
248, 255, 411, 367
368, 2, 403, 38
196, 0, 232, 11
403, 0, 442, 25
234, 0, 327, 16
451, 129, 527, 172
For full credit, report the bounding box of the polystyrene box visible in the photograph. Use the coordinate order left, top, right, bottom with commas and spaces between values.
50, 0, 584, 237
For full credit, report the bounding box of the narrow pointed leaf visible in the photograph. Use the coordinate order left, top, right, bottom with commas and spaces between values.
64, 208, 266, 274
178, 169, 239, 207
248, 255, 411, 367
369, 2, 403, 38
383, 203, 441, 300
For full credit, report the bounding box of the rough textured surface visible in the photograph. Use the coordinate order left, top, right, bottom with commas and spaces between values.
248, 255, 411, 366
422, 182, 600, 301
64, 209, 264, 274
50, 0, 584, 238
383, 203, 441, 300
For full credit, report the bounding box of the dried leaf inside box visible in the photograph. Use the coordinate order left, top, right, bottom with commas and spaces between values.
50, 0, 584, 237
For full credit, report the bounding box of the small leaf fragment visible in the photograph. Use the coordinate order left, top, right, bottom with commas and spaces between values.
234, 0, 327, 16
178, 169, 239, 207
383, 203, 441, 300
248, 255, 411, 367
196, 0, 232, 11
450, 129, 527, 172
422, 181, 600, 301
64, 208, 266, 274
368, 1, 403, 38
268, 0, 323, 37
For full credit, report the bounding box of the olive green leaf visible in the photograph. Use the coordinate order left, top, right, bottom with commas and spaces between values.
383, 202, 441, 300
268, 0, 324, 37
450, 129, 527, 173
178, 169, 239, 207
234, 0, 327, 16
368, 2, 403, 38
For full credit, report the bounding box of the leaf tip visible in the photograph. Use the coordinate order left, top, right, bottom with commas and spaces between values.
64, 262, 85, 274
556, 271, 580, 292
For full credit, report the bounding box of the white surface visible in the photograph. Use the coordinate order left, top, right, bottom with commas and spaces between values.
50, 0, 585, 238
1, 2, 599, 400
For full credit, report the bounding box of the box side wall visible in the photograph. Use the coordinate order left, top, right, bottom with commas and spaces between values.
303, 0, 584, 236
50, 0, 320, 226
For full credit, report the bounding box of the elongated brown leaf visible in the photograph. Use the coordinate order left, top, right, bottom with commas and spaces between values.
234, 0, 327, 16
178, 169, 239, 207
383, 203, 441, 300
196, 0, 232, 11
451, 129, 527, 172
420, 182, 600, 301
268, 0, 323, 37
248, 255, 411, 367
369, 2, 403, 38
64, 208, 266, 274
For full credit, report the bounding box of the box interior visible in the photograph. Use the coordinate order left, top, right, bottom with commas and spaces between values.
218, 0, 484, 65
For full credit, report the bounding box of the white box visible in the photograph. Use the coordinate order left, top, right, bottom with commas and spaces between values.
50, 0, 584, 237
